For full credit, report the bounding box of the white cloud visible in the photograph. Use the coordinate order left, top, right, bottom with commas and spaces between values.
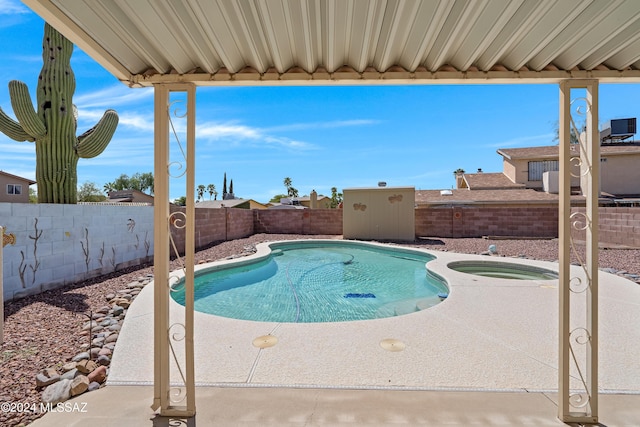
74, 85, 153, 109
197, 121, 317, 150
198, 123, 261, 140
265, 119, 378, 132
77, 108, 154, 133
0, 0, 30, 15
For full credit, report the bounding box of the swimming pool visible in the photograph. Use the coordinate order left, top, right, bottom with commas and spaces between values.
171, 241, 449, 323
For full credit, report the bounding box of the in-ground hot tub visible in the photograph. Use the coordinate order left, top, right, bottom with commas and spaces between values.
447, 260, 558, 280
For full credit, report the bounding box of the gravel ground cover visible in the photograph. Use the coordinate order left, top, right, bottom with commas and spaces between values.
1, 233, 639, 426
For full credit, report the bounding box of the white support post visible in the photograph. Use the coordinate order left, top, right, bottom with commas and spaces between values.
558, 80, 599, 424
151, 83, 196, 417
152, 84, 171, 413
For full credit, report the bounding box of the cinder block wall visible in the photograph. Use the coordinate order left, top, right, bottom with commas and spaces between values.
254, 209, 342, 235
168, 206, 255, 254
1, 203, 154, 301
570, 207, 640, 247
305, 209, 343, 235
415, 206, 559, 238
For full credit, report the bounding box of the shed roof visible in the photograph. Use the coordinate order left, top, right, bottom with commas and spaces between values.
24, 0, 640, 87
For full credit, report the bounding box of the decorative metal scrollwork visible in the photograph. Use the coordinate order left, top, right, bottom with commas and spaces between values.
569, 157, 590, 178
569, 276, 588, 294
570, 327, 591, 345
169, 211, 187, 229
569, 392, 590, 409
168, 275, 185, 293
168, 386, 187, 404
169, 322, 186, 341
570, 212, 589, 231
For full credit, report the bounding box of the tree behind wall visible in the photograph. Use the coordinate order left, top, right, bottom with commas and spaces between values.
222, 172, 227, 199
0, 23, 118, 203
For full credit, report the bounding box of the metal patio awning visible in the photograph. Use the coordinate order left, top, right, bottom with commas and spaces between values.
23, 0, 640, 86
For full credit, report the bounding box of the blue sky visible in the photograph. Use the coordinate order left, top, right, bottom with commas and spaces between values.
2, 1, 640, 203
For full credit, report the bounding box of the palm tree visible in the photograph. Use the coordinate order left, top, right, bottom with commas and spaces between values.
283, 177, 298, 197
206, 184, 217, 200
197, 184, 205, 201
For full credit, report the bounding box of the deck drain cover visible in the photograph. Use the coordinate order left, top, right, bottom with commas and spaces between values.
380, 338, 405, 352
253, 335, 278, 349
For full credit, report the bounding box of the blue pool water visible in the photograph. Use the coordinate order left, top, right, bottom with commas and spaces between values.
171, 242, 449, 323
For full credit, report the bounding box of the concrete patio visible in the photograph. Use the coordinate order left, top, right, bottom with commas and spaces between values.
31, 247, 640, 425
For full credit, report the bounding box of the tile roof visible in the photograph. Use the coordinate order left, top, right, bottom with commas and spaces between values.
462, 173, 525, 190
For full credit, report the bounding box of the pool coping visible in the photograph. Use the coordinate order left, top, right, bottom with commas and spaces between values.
107, 239, 640, 394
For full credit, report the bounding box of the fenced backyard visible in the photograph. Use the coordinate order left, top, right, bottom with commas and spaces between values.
1, 202, 638, 302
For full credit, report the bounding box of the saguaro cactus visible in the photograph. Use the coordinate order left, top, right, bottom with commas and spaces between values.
0, 23, 118, 203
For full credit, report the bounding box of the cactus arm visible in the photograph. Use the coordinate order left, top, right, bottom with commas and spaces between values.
8, 80, 46, 138
76, 109, 119, 158
0, 107, 34, 141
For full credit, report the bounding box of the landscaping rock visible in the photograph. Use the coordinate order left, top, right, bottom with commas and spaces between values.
61, 368, 79, 381
88, 381, 101, 392
72, 352, 90, 362
42, 379, 72, 405
76, 360, 98, 374
115, 299, 130, 309
70, 375, 90, 396
97, 355, 111, 366
88, 366, 107, 383
98, 347, 112, 357
36, 370, 60, 388
96, 305, 111, 314
104, 333, 119, 344
62, 362, 77, 372
82, 320, 98, 331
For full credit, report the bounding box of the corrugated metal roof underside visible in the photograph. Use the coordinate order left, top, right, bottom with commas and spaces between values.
24, 0, 640, 86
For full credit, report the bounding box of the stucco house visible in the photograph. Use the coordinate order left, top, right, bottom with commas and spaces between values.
0, 171, 36, 203
455, 142, 640, 199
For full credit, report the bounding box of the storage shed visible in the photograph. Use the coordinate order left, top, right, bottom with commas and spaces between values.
343, 187, 415, 241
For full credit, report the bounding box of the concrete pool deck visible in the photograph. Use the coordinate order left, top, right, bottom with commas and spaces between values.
32, 244, 640, 425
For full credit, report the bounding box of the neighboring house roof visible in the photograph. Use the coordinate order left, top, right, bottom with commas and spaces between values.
416, 189, 585, 205
195, 199, 266, 209
295, 195, 330, 202
0, 171, 36, 185
498, 143, 640, 160
462, 173, 525, 190
107, 189, 154, 203
268, 203, 307, 209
